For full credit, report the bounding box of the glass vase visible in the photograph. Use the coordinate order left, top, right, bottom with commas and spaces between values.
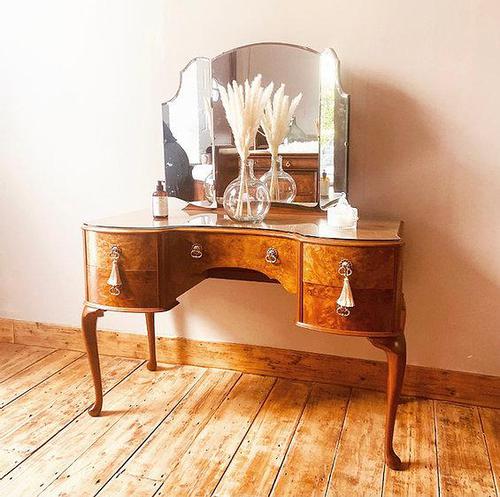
223, 159, 270, 222
260, 155, 297, 203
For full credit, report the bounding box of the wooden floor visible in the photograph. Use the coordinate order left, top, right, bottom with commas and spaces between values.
0, 343, 498, 497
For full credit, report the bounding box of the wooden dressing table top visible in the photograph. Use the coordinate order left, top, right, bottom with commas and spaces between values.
85, 206, 402, 241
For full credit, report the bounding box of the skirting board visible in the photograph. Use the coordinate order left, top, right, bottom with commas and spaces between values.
0, 317, 498, 408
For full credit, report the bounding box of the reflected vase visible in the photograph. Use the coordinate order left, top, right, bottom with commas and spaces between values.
260, 155, 297, 203
223, 159, 270, 222
203, 171, 215, 203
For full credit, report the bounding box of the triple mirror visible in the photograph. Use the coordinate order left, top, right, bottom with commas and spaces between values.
162, 42, 349, 210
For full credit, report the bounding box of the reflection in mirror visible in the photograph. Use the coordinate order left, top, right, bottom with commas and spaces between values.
161, 43, 349, 209
319, 49, 349, 209
162, 58, 214, 203
212, 44, 320, 204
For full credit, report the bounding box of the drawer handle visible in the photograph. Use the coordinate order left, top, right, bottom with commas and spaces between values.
265, 247, 279, 264
190, 244, 203, 259
284, 160, 291, 168
107, 246, 122, 296
336, 259, 354, 316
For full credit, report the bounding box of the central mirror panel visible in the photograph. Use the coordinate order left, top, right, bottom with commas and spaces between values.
162, 42, 349, 210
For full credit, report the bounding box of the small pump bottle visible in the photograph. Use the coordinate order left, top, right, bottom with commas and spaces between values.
152, 180, 168, 218
320, 170, 329, 198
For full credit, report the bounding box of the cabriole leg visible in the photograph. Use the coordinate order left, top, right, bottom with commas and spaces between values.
369, 334, 407, 470
81, 305, 105, 416
145, 312, 157, 371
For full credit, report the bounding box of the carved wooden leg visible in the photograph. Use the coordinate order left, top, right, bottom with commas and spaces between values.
369, 334, 407, 470
145, 312, 157, 371
81, 305, 105, 417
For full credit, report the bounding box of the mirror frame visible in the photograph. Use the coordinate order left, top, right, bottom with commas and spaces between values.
162, 42, 350, 210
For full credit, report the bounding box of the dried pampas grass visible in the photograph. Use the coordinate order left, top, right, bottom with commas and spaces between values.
219, 74, 274, 161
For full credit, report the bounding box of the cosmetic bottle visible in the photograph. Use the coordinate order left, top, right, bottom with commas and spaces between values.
320, 170, 329, 198
152, 180, 168, 218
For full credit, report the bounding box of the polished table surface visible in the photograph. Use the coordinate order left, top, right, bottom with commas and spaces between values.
85, 203, 402, 241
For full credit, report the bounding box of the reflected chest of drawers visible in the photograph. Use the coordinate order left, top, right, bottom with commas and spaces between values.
81, 207, 406, 470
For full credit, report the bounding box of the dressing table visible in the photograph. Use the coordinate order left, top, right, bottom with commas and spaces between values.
82, 207, 406, 470
81, 42, 407, 471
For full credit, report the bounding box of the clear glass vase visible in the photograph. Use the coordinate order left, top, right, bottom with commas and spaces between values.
260, 155, 297, 203
203, 171, 215, 203
223, 159, 270, 222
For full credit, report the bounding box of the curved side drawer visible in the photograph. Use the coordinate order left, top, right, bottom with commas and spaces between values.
301, 282, 396, 334
86, 266, 159, 309
86, 231, 158, 271
303, 243, 396, 289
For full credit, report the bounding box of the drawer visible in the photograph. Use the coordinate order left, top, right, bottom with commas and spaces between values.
303, 243, 396, 289
86, 231, 158, 271
302, 282, 395, 333
251, 156, 317, 170
169, 232, 299, 293
282, 157, 318, 170
86, 266, 159, 309
253, 169, 317, 202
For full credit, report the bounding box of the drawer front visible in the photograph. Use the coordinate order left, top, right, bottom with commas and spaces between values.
252, 156, 317, 170
253, 169, 317, 202
86, 266, 159, 309
293, 171, 317, 201
170, 232, 299, 293
302, 282, 395, 333
86, 231, 158, 271
303, 243, 396, 289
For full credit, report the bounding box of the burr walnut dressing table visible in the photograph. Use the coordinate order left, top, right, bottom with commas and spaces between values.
82, 207, 406, 470
82, 42, 407, 470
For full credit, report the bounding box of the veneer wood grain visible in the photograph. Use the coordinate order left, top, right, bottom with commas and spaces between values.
303, 243, 397, 289
86, 266, 159, 309
302, 283, 396, 334
168, 231, 300, 295
85, 231, 158, 271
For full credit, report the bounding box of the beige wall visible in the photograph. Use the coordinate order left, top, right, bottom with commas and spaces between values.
1, 0, 499, 375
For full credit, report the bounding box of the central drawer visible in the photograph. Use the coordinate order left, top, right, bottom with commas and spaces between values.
169, 231, 299, 294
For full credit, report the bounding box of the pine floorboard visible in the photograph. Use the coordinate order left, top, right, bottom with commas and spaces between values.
0, 344, 498, 497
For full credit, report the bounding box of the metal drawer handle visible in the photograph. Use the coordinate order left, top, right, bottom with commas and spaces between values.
107, 246, 122, 296
190, 244, 203, 259
265, 247, 279, 264
336, 259, 354, 316
284, 160, 291, 168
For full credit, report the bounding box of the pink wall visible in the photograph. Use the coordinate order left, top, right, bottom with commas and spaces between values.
157, 0, 500, 375
1, 0, 498, 375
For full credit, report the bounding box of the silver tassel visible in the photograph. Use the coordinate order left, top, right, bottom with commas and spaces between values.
107, 259, 122, 288
337, 276, 354, 308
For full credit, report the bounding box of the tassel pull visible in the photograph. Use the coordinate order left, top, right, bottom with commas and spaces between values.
107, 246, 122, 296
336, 259, 354, 316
